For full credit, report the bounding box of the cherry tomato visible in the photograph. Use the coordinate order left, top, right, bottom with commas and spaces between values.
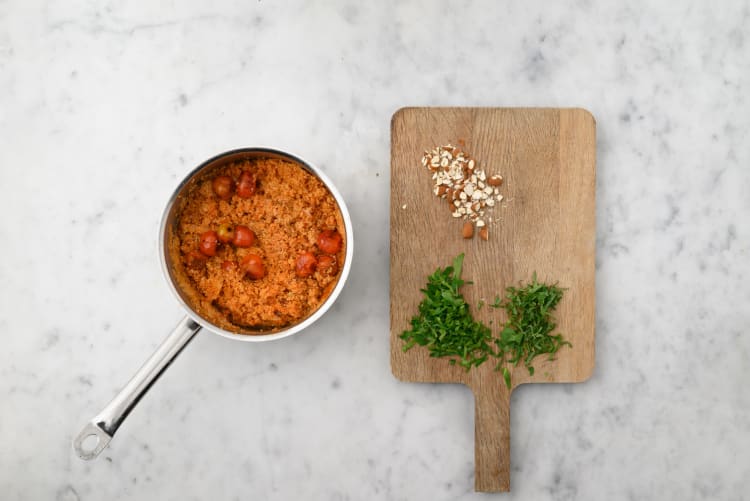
185, 250, 208, 269
232, 225, 256, 247
212, 175, 234, 200
317, 254, 338, 275
236, 171, 256, 198
295, 251, 317, 278
198, 230, 219, 256
221, 260, 236, 271
217, 223, 234, 244
240, 254, 265, 280
317, 229, 342, 254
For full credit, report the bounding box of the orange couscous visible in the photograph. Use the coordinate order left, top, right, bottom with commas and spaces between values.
168, 157, 346, 334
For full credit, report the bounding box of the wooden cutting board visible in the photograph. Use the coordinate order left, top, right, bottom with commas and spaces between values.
390, 108, 596, 492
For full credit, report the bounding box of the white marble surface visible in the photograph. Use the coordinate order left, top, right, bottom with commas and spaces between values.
1, 0, 749, 499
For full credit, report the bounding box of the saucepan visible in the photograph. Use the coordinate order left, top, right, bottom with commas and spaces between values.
73, 148, 353, 460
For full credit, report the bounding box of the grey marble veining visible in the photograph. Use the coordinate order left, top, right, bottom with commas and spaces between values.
1, 1, 749, 499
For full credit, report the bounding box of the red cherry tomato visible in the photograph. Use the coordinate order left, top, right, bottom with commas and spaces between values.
185, 250, 208, 269
317, 229, 342, 254
317, 254, 338, 275
212, 175, 234, 200
236, 171, 256, 198
240, 254, 265, 280
198, 230, 219, 257
232, 225, 256, 247
217, 223, 234, 244
295, 251, 317, 278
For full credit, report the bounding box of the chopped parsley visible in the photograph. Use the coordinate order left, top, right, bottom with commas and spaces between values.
400, 254, 571, 388
399, 254, 495, 370
494, 274, 571, 382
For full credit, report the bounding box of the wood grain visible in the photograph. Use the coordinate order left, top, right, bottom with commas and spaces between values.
390, 108, 596, 492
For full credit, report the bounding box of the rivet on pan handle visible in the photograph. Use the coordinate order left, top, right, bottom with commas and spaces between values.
73, 316, 202, 460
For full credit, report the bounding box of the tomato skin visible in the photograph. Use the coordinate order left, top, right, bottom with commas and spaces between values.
199, 231, 219, 257
185, 250, 208, 269
317, 254, 338, 275
295, 251, 318, 278
233, 225, 256, 248
317, 229, 342, 254
217, 223, 234, 244
236, 171, 257, 198
241, 253, 265, 280
212, 176, 234, 200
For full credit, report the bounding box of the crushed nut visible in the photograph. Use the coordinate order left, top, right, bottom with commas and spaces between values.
421, 144, 505, 240
488, 174, 504, 187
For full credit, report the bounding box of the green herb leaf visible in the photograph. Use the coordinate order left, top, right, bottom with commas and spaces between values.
502, 367, 511, 389
490, 295, 502, 308
494, 274, 571, 387
399, 254, 496, 371
400, 256, 571, 388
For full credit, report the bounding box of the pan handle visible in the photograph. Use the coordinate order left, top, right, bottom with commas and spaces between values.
73, 316, 202, 460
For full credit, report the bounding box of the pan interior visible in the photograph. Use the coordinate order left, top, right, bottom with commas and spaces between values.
159, 148, 350, 339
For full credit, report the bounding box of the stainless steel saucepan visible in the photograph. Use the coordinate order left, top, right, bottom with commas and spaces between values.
73, 148, 353, 460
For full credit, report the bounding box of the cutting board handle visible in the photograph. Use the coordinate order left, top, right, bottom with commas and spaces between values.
472, 377, 512, 492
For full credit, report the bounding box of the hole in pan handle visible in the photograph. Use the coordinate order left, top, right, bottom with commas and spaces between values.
72, 316, 202, 460
73, 422, 111, 460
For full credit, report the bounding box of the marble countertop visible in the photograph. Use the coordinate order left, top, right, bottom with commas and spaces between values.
1, 1, 748, 499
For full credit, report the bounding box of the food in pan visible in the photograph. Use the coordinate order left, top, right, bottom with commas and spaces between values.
168, 156, 346, 333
